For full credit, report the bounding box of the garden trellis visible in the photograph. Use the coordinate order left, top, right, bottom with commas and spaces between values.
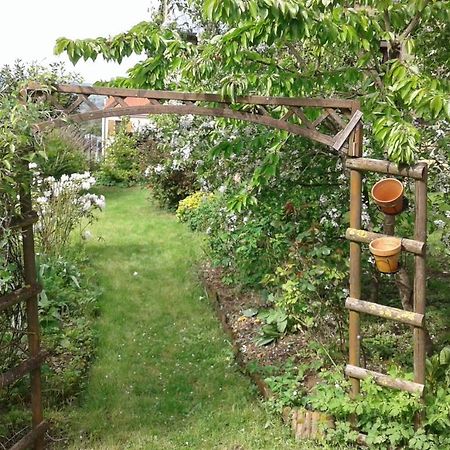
1, 82, 429, 448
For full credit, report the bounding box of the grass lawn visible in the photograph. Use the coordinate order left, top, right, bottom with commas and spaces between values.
57, 187, 306, 450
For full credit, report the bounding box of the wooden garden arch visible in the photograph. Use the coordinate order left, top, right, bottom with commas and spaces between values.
1, 83, 428, 448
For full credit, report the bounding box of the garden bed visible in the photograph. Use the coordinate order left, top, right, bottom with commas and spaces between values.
201, 264, 307, 369
200, 263, 337, 443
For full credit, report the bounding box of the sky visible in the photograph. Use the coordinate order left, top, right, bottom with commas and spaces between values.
0, 0, 159, 83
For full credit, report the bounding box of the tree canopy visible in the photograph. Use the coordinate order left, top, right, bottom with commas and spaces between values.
56, 0, 449, 164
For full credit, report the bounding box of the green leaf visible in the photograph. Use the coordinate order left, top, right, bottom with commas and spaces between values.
242, 308, 258, 317
256, 336, 275, 346
439, 347, 450, 365
445, 100, 450, 120
430, 96, 443, 118
54, 37, 69, 55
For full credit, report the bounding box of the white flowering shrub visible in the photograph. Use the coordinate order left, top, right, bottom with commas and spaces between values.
139, 115, 214, 208
32, 169, 105, 256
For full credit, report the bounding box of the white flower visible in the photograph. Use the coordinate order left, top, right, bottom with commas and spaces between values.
28, 162, 37, 169
82, 201, 92, 211
180, 115, 194, 129
218, 185, 227, 194
95, 195, 106, 210
154, 164, 164, 174
36, 196, 48, 204
172, 159, 181, 170
82, 230, 93, 240
181, 145, 191, 160
434, 220, 445, 229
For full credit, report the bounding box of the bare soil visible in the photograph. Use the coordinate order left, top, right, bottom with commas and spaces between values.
200, 264, 308, 369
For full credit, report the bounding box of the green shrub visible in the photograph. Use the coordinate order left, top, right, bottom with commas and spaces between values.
37, 129, 89, 178
37, 252, 100, 402
176, 191, 215, 228
97, 122, 141, 185
0, 251, 100, 441
300, 353, 450, 450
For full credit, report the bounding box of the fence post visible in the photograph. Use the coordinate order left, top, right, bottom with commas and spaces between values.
19, 175, 44, 450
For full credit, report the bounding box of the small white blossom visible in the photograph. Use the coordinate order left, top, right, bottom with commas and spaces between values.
82, 230, 93, 240
36, 196, 48, 204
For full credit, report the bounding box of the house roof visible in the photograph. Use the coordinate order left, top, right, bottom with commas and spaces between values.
105, 96, 151, 108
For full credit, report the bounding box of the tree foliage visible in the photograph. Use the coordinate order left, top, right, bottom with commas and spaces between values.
56, 0, 450, 164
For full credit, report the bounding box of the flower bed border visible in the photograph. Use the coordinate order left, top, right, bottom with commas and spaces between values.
202, 281, 337, 443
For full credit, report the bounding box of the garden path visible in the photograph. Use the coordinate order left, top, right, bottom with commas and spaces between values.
61, 187, 300, 449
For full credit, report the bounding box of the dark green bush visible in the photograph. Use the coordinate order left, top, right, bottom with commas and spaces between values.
37, 129, 89, 178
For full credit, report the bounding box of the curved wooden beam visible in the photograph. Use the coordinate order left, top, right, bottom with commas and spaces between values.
36, 103, 337, 147
27, 83, 360, 150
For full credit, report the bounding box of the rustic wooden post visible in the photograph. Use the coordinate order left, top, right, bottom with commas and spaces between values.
19, 178, 44, 450
414, 163, 427, 426
383, 214, 395, 235
348, 106, 363, 399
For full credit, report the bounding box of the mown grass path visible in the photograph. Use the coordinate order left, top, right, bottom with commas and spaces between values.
62, 187, 299, 450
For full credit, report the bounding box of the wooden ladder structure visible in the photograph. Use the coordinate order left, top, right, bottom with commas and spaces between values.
344, 151, 428, 402
1, 186, 47, 450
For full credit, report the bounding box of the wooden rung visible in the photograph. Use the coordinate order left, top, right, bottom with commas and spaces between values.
0, 284, 42, 313
345, 364, 424, 396
0, 350, 47, 388
346, 158, 426, 180
345, 228, 425, 256
346, 297, 424, 327
10, 421, 49, 450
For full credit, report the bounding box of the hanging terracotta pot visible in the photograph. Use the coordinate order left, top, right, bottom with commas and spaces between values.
371, 178, 405, 215
369, 237, 402, 273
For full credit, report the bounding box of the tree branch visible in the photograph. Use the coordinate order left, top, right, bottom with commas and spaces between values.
383, 10, 391, 32
286, 42, 306, 69
399, 1, 430, 42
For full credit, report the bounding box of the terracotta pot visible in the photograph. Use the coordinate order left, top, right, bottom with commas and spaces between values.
371, 178, 405, 215
369, 237, 402, 273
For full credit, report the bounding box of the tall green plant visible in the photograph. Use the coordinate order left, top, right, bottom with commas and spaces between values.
98, 122, 141, 185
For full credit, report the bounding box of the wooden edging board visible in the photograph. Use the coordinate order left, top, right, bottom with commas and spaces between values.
203, 284, 272, 399
202, 281, 338, 443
